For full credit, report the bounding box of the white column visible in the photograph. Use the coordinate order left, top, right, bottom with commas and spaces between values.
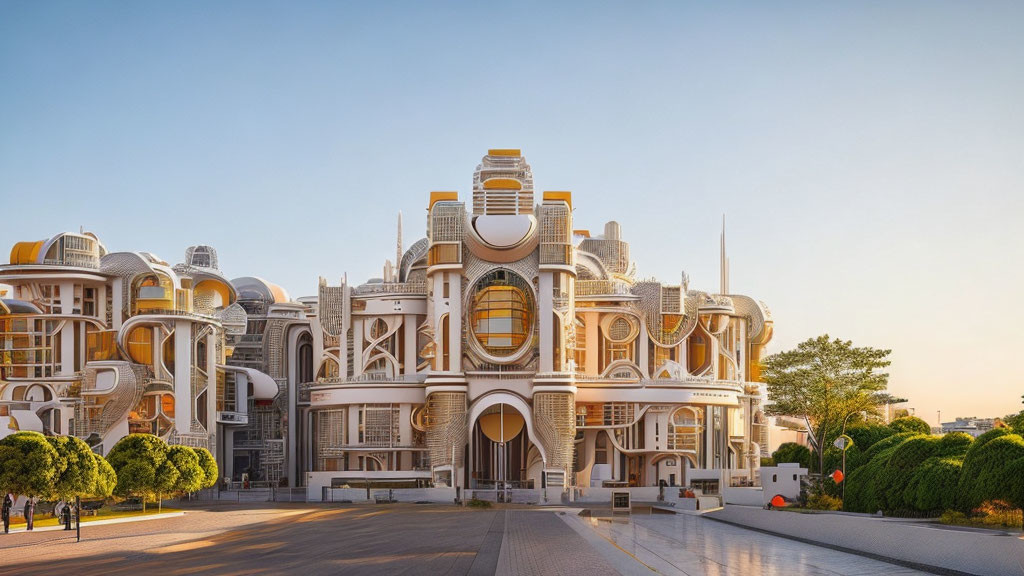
152, 326, 162, 375
339, 284, 351, 379
352, 318, 364, 377
585, 312, 599, 376
403, 315, 416, 376
447, 272, 461, 371
399, 404, 412, 449
97, 285, 107, 325
59, 282, 74, 376
111, 279, 123, 330
174, 320, 193, 432
538, 272, 553, 373
348, 405, 360, 448
235, 372, 248, 415
206, 332, 217, 432
223, 425, 234, 480
638, 320, 649, 377
705, 406, 715, 469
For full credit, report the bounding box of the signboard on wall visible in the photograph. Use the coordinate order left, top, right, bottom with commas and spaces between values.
612, 491, 631, 513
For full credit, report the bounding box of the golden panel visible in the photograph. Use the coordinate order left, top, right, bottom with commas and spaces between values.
194, 279, 233, 307
478, 411, 525, 443
542, 191, 572, 208
9, 240, 43, 265
487, 149, 521, 157
126, 326, 153, 365
429, 191, 459, 210
482, 178, 522, 190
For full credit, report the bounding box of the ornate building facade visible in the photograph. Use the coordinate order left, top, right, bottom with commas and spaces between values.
0, 150, 773, 498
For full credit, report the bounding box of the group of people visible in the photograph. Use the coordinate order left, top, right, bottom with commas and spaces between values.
1, 493, 76, 533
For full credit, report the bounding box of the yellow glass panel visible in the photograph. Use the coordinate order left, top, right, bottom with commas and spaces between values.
126, 326, 153, 365
470, 271, 534, 357
479, 411, 525, 443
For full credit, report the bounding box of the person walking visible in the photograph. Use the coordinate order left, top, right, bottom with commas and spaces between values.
62, 500, 73, 530
24, 497, 35, 531
1, 493, 12, 534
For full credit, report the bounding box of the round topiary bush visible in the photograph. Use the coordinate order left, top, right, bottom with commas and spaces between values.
888, 416, 931, 436
771, 442, 811, 469
957, 432, 1024, 511
912, 456, 963, 512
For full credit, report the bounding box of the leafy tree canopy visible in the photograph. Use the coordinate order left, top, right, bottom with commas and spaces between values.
91, 453, 117, 499
0, 431, 59, 497
107, 433, 169, 503
167, 445, 204, 494
762, 335, 891, 480
47, 435, 98, 500
194, 447, 219, 490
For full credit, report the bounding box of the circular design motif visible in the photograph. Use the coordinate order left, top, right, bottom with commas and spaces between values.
609, 317, 632, 341
469, 270, 535, 359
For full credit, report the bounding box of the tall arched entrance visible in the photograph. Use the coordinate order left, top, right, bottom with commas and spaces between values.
470, 403, 534, 490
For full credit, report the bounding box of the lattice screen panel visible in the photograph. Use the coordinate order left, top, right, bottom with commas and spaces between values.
425, 391, 467, 467
532, 392, 576, 470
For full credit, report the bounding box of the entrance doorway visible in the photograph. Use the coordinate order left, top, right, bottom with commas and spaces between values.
470, 403, 534, 490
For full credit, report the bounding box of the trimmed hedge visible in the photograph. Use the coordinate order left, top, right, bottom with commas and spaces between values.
888, 416, 932, 435
771, 442, 811, 469
843, 428, 1024, 515
912, 457, 962, 511
956, 434, 1024, 510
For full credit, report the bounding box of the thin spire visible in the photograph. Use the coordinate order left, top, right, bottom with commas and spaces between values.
396, 211, 404, 270
720, 214, 729, 294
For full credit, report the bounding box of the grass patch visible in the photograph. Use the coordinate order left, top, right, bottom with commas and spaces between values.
10, 506, 182, 528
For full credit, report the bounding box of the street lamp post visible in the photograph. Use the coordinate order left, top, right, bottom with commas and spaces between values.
835, 411, 858, 505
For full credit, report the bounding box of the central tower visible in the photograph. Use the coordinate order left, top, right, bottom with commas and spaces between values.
424, 149, 577, 496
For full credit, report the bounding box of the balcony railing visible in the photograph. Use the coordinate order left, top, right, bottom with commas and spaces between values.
575, 280, 633, 297
353, 282, 427, 296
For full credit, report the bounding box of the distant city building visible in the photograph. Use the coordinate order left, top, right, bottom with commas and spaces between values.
941, 417, 1005, 438
1, 149, 776, 499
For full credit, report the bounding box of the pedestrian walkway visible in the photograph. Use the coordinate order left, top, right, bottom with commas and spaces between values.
2, 511, 185, 534
496, 510, 620, 576
578, 510, 932, 575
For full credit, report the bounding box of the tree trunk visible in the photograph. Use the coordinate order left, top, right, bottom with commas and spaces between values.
142, 497, 146, 513
818, 444, 826, 490
158, 493, 162, 513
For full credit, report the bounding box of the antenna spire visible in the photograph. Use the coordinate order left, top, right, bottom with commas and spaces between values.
396, 211, 404, 270
720, 214, 729, 294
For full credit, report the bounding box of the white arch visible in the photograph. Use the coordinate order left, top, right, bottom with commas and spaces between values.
467, 392, 547, 463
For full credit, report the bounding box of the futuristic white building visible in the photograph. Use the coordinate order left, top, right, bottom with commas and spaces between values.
299, 150, 774, 499
1, 150, 774, 501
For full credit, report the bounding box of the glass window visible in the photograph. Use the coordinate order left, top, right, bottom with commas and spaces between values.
470, 270, 534, 358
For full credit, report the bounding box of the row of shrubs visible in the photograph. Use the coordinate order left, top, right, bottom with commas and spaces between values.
768, 416, 1024, 516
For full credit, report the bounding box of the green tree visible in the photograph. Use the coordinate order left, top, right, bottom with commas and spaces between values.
0, 431, 58, 498
46, 435, 98, 501
194, 447, 219, 490
167, 445, 204, 496
1004, 412, 1024, 433
106, 433, 170, 512
762, 335, 891, 485
888, 416, 931, 435
91, 453, 117, 498
771, 442, 812, 468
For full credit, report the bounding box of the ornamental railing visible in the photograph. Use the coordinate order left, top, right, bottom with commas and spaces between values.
575, 280, 632, 297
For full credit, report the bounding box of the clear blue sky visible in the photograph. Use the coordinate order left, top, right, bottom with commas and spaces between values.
2, 1, 1022, 425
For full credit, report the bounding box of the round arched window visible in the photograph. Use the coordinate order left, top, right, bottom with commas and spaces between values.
469, 270, 535, 359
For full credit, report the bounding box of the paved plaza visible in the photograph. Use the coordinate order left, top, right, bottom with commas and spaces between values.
0, 503, 935, 575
